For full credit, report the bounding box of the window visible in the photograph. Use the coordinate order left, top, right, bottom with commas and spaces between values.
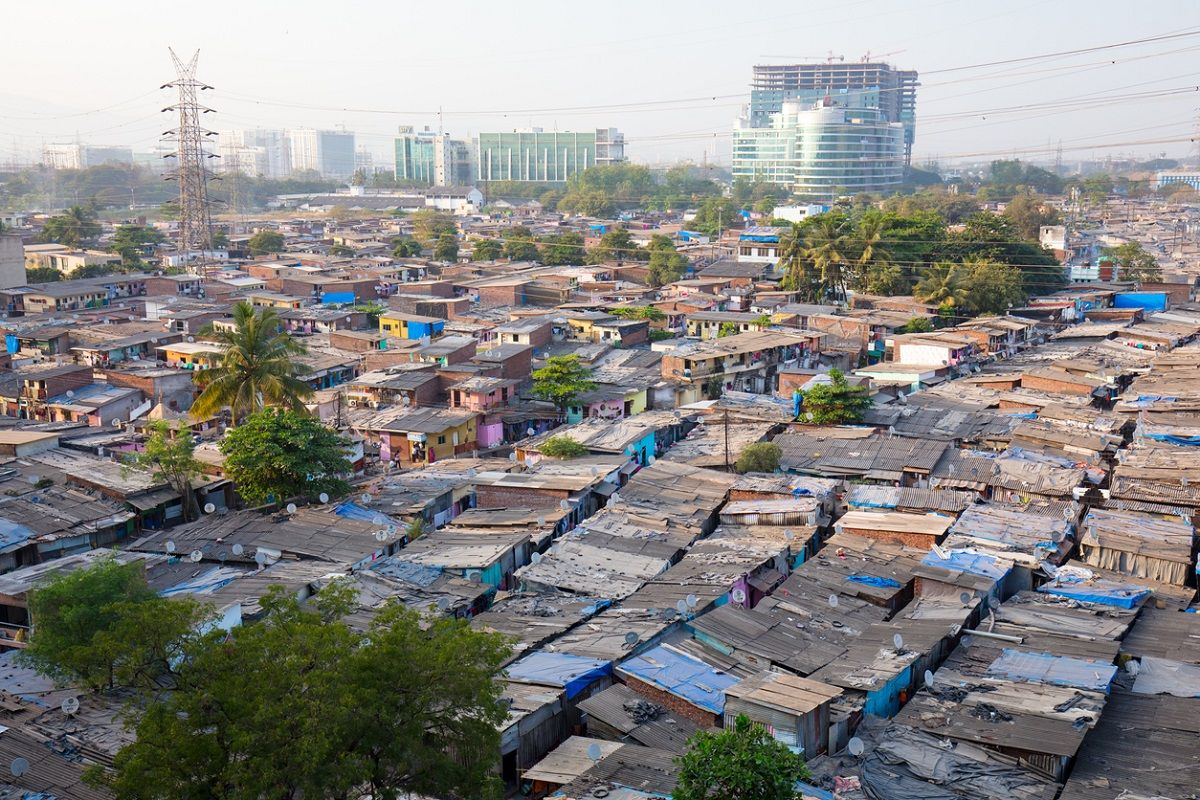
437, 435, 446, 445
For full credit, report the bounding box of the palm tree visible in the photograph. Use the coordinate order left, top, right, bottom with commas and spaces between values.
804, 215, 853, 303
852, 214, 895, 291
190, 302, 312, 422
779, 224, 819, 301
914, 261, 969, 312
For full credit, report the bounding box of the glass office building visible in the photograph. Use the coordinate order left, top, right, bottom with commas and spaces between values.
475, 128, 624, 184
394, 127, 438, 184
733, 99, 905, 200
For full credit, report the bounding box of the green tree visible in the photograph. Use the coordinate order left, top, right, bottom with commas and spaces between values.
691, 196, 739, 237
540, 232, 586, 266
610, 306, 666, 322
247, 230, 285, 255
588, 227, 641, 264
799, 369, 871, 425
410, 208, 457, 245
191, 301, 312, 421
914, 261, 969, 311
735, 443, 782, 474
1104, 241, 1162, 283
391, 236, 422, 258
674, 714, 810, 800
24, 266, 62, 283
109, 224, 165, 266
433, 232, 459, 262
129, 421, 204, 522
559, 188, 616, 218
531, 355, 596, 417
959, 258, 1026, 315
21, 557, 207, 692
502, 225, 541, 261
942, 212, 1063, 296
898, 317, 934, 334
1002, 192, 1061, 240
471, 237, 503, 261
329, 243, 355, 257
718, 322, 739, 338
646, 236, 688, 286
218, 408, 351, 506
781, 213, 854, 302
39, 205, 101, 248
211, 229, 230, 249
852, 211, 894, 283
539, 436, 588, 459
94, 587, 509, 800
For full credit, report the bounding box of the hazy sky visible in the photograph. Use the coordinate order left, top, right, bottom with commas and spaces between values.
2, 0, 1198, 167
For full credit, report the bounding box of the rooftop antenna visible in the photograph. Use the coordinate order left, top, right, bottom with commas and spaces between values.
162, 48, 216, 275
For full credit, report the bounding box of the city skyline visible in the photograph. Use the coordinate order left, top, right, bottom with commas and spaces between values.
1, 0, 1198, 170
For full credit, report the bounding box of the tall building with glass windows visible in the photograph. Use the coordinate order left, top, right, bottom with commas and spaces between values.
750, 62, 917, 165
394, 127, 473, 186
474, 128, 624, 184
289, 129, 355, 179
733, 98, 905, 200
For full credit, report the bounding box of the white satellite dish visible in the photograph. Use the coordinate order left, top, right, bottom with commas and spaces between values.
586, 743, 603, 762
537, 515, 546, 527
65, 390, 74, 399
165, 540, 176, 554
318, 492, 329, 504
610, 492, 621, 504
360, 493, 371, 504
509, 452, 518, 462
531, 552, 543, 564
232, 543, 244, 555
436, 597, 450, 611
61, 697, 79, 716
675, 599, 688, 614
893, 633, 905, 651
254, 551, 268, 567
1125, 660, 1140, 676
468, 571, 482, 584
203, 502, 216, 514
189, 549, 203, 563
847, 737, 864, 757
784, 529, 794, 542
374, 530, 389, 542
624, 631, 640, 647
923, 669, 934, 689
9, 757, 29, 777
959, 592, 972, 606
828, 594, 839, 608
686, 594, 698, 608
285, 503, 297, 515
559, 499, 570, 510
730, 587, 747, 604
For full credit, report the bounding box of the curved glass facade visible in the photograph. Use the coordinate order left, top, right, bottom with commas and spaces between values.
733, 100, 905, 201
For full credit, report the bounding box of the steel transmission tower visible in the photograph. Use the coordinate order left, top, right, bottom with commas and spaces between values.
162, 48, 216, 272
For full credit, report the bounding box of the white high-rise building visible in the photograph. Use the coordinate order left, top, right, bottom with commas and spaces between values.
219, 129, 290, 178
43, 143, 134, 170
289, 129, 356, 180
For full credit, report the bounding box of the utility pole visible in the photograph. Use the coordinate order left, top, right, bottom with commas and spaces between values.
723, 408, 731, 472
162, 48, 216, 275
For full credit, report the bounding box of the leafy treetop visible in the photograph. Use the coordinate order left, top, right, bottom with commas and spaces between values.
218, 408, 352, 506
798, 369, 872, 425
674, 714, 811, 800
531, 355, 596, 414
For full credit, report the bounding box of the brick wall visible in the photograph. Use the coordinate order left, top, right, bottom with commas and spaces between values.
619, 674, 720, 727
837, 526, 939, 549
474, 484, 570, 510
1020, 374, 1093, 397
478, 284, 522, 308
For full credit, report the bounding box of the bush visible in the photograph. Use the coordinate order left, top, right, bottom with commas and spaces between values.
735, 442, 782, 474
538, 436, 588, 459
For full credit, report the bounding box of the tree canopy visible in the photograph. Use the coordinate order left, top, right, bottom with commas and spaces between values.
128, 421, 204, 522
247, 230, 286, 255
218, 408, 352, 506
1104, 240, 1162, 283
531, 355, 596, 415
502, 225, 541, 261
433, 232, 459, 262
646, 235, 688, 287
40, 205, 101, 248
109, 224, 165, 266
540, 232, 586, 266
735, 443, 782, 474
191, 301, 312, 421
539, 436, 588, 459
471, 237, 503, 261
798, 369, 872, 425
674, 714, 811, 800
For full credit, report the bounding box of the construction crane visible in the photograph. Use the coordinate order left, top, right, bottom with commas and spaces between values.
860, 49, 906, 63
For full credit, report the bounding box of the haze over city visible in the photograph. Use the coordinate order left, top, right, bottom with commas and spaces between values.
2, 0, 1198, 166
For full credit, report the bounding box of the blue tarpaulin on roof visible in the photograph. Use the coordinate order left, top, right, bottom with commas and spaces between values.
1038, 571, 1151, 609
920, 549, 1011, 581
1142, 433, 1200, 446
987, 648, 1117, 693
506, 651, 612, 700
333, 501, 393, 527
847, 574, 902, 589
159, 566, 244, 597
321, 291, 357, 306
0, 517, 36, 550
617, 644, 739, 714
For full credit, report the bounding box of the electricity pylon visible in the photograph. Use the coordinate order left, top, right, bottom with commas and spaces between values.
162, 48, 216, 273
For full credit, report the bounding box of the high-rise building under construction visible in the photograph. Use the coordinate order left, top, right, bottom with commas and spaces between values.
749, 61, 918, 164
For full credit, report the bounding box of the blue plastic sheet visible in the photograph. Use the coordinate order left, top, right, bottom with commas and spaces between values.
617, 645, 739, 714
1142, 433, 1200, 446
847, 574, 902, 589
506, 652, 612, 700
1038, 574, 1150, 610
920, 550, 1010, 581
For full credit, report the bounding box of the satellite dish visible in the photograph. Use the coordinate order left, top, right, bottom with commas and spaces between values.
686, 594, 698, 608
590, 467, 598, 476
203, 502, 216, 514
285, 503, 297, 515
559, 499, 570, 511
65, 390, 74, 399
1125, 659, 1140, 675
526, 427, 536, 438
186, 336, 195, 343
624, 631, 640, 646
61, 697, 79, 716
254, 550, 268, 566
828, 594, 839, 608
893, 633, 905, 651
730, 587, 747, 604
847, 737, 864, 757
647, 455, 656, 464
536, 515, 546, 526
509, 452, 518, 462
959, 592, 972, 606
675, 599, 688, 614
318, 492, 329, 504
468, 571, 482, 584
112, 417, 123, 427
360, 493, 371, 504
923, 669, 934, 689
189, 549, 203, 563
586, 743, 603, 762
374, 530, 389, 542
531, 552, 543, 564
436, 597, 450, 611
610, 492, 621, 504
232, 543, 244, 555
9, 758, 29, 777
165, 540, 176, 554
961, 635, 975, 649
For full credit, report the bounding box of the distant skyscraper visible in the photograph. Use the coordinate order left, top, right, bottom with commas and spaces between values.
474, 128, 624, 184
394, 126, 473, 186
750, 61, 917, 164
289, 129, 356, 179
42, 143, 134, 170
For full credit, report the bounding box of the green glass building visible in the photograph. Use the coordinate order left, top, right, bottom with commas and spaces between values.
475, 128, 624, 184
394, 127, 437, 184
